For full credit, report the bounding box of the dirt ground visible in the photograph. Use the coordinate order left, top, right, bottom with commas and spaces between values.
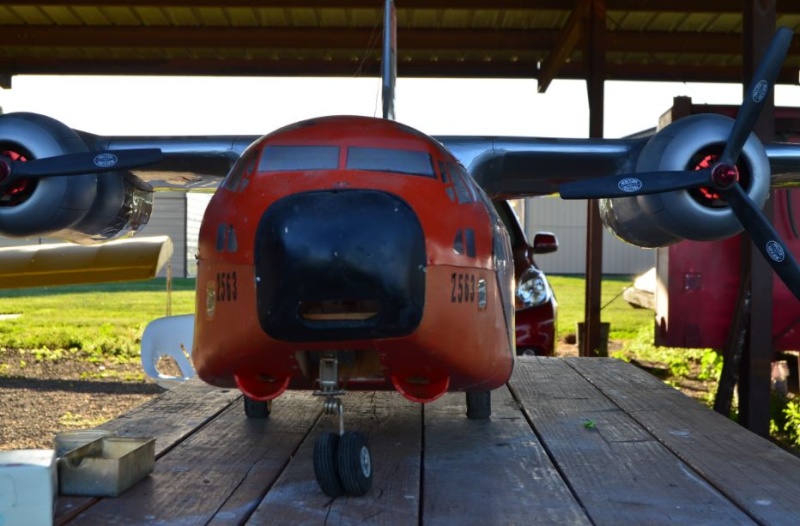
0, 349, 164, 450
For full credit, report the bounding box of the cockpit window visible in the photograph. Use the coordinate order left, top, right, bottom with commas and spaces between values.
448, 162, 476, 204
258, 145, 340, 172
222, 148, 259, 191
346, 147, 435, 178
493, 200, 519, 247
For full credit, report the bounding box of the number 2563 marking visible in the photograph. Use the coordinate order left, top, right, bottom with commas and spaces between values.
450, 272, 476, 303
216, 271, 238, 302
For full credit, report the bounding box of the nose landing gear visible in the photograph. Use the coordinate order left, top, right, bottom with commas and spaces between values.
312, 352, 373, 497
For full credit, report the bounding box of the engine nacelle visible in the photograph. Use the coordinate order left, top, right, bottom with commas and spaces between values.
0, 112, 153, 244
599, 113, 771, 248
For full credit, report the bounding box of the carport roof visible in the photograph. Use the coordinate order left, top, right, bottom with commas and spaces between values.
0, 2, 798, 88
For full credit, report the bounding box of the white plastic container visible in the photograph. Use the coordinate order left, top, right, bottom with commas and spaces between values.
0, 449, 57, 526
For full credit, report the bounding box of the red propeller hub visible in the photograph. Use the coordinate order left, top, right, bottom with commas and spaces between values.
710, 163, 739, 189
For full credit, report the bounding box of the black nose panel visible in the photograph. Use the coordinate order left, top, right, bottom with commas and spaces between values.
255, 190, 426, 342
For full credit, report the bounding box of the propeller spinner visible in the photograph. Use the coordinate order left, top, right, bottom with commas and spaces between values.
559, 26, 800, 302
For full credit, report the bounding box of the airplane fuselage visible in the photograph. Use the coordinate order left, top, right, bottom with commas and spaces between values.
192, 115, 515, 403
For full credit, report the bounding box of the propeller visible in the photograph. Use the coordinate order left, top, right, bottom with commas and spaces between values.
0, 148, 163, 187
558, 26, 800, 301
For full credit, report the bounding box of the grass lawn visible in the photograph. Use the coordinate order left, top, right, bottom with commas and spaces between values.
0, 274, 706, 381
549, 274, 723, 408
0, 279, 195, 363
0, 274, 720, 396
548, 274, 652, 341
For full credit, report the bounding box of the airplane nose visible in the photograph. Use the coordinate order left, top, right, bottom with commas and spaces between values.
255, 189, 426, 341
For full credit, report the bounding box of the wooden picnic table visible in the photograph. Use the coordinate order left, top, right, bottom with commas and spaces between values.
55, 357, 800, 525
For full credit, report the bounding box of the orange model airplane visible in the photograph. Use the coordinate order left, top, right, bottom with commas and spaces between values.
0, 2, 798, 496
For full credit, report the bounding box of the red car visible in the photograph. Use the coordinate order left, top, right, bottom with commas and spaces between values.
493, 200, 558, 356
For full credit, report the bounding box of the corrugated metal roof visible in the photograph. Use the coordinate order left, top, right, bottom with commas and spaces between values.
0, 2, 797, 87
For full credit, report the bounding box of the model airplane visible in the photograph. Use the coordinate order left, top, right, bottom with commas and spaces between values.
0, 1, 798, 497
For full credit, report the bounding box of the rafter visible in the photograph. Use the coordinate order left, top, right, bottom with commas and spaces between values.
536, 0, 591, 93
0, 3, 797, 88
0, 56, 796, 85
1, 1, 799, 13
0, 26, 796, 57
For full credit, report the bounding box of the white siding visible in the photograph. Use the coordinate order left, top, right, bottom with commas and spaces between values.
138, 192, 187, 277
525, 196, 655, 276
186, 193, 213, 277
0, 236, 57, 248
0, 193, 189, 277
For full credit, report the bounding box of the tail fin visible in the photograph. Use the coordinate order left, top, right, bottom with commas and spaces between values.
381, 0, 397, 120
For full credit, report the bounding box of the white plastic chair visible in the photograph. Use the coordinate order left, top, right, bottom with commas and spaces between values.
140, 314, 196, 389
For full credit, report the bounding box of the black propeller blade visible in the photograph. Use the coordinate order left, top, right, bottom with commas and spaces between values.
719, 26, 793, 167
557, 26, 800, 302
0, 148, 163, 185
720, 183, 800, 296
559, 169, 712, 199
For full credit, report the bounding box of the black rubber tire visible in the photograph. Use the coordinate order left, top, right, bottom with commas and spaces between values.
466, 391, 491, 420
243, 396, 272, 419
314, 432, 344, 497
336, 431, 372, 497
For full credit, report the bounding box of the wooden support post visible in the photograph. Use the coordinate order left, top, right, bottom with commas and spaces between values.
582, 0, 607, 357
738, 0, 776, 437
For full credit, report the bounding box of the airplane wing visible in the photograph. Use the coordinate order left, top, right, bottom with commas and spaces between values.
85, 133, 646, 196
439, 136, 645, 198
90, 133, 258, 189
84, 131, 800, 198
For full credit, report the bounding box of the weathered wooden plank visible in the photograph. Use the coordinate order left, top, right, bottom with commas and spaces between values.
422, 386, 591, 526
98, 379, 242, 456
55, 378, 241, 524
565, 356, 800, 525
248, 391, 421, 525
510, 357, 756, 525
67, 390, 321, 525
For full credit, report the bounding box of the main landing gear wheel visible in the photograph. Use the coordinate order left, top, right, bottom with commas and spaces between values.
314, 432, 344, 497
243, 396, 272, 419
466, 391, 491, 420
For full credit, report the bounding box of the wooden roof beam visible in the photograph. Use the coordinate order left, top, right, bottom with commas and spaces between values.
1, 1, 799, 13
0, 56, 796, 85
0, 26, 796, 56
537, 0, 591, 93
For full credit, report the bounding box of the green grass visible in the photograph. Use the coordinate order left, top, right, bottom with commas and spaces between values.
0, 278, 195, 364
549, 274, 653, 341
550, 274, 722, 407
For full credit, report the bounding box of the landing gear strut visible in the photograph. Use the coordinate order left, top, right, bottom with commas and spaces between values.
312, 351, 373, 497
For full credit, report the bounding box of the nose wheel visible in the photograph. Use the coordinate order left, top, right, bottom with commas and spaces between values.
312, 352, 373, 497
314, 427, 372, 497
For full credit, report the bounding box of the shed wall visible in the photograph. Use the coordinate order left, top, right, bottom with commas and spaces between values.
525, 197, 655, 276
